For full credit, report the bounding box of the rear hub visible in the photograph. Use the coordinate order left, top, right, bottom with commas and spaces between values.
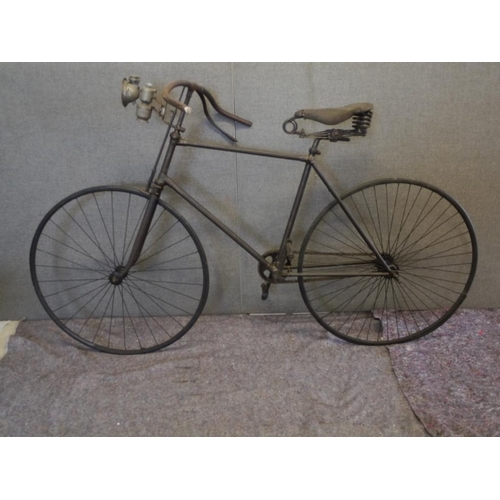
375, 253, 399, 278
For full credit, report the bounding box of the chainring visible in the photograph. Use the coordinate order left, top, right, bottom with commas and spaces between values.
257, 249, 281, 283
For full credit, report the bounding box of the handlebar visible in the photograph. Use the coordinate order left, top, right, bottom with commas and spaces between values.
162, 80, 253, 127
122, 76, 252, 142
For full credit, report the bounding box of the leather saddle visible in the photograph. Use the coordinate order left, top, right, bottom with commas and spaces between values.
294, 103, 373, 126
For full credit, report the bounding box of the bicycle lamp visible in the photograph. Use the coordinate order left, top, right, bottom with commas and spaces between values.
122, 76, 158, 121
121, 76, 141, 107
135, 84, 157, 121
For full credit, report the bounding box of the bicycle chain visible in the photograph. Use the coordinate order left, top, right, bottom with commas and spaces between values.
263, 250, 376, 284
303, 251, 373, 257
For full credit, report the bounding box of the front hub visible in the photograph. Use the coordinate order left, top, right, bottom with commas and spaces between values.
109, 266, 126, 286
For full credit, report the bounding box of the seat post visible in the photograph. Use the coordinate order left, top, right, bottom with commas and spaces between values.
309, 138, 322, 157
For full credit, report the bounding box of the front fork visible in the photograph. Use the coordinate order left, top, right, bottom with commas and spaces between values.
110, 184, 163, 284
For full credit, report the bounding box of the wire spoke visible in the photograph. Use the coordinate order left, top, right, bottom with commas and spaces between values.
91, 285, 117, 343
397, 279, 441, 322
386, 183, 400, 253
350, 194, 381, 254
323, 277, 379, 325
93, 193, 119, 265
127, 274, 202, 302
72, 200, 116, 268
49, 219, 111, 270
399, 274, 455, 305
118, 285, 144, 350
340, 277, 383, 335
394, 205, 456, 259
61, 282, 110, 323
394, 278, 430, 330
393, 196, 445, 258
389, 184, 422, 255
321, 211, 368, 253
359, 278, 386, 341
135, 235, 191, 266
130, 265, 203, 273
133, 251, 200, 272
314, 227, 372, 257
398, 270, 466, 285
37, 249, 109, 276
391, 189, 434, 257
400, 246, 472, 266
107, 287, 117, 348
41, 233, 109, 270
44, 277, 107, 298
133, 279, 203, 286
125, 279, 187, 329
399, 272, 462, 297
122, 281, 170, 341
140, 220, 179, 259
402, 263, 471, 274
76, 284, 113, 336
309, 276, 370, 305
397, 224, 469, 262
369, 186, 385, 252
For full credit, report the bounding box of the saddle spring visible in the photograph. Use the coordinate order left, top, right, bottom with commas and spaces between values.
352, 110, 373, 135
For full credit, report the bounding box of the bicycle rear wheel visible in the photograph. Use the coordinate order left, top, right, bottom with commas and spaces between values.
298, 179, 477, 345
30, 186, 209, 354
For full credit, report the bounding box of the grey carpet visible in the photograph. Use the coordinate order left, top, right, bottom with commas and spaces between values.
0, 315, 426, 436
387, 309, 500, 437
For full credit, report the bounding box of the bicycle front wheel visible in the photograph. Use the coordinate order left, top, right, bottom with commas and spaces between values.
30, 186, 209, 354
298, 179, 477, 345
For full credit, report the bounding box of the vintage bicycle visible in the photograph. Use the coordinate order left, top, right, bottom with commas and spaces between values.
29, 76, 478, 354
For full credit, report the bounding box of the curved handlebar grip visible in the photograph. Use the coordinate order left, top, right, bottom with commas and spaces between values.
162, 80, 202, 113
162, 80, 252, 127
202, 89, 252, 127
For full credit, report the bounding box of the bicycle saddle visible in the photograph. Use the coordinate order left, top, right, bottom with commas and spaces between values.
294, 103, 373, 126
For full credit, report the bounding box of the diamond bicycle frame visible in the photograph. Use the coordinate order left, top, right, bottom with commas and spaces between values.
115, 87, 394, 284
28, 77, 478, 353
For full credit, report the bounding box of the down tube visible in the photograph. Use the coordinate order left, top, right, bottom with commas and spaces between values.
163, 176, 274, 271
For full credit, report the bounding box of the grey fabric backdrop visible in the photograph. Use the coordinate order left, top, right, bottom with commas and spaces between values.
1, 62, 498, 319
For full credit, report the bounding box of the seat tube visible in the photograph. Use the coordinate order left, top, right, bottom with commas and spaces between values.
276, 161, 312, 273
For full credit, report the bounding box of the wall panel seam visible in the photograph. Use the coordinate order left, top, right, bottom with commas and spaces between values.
231, 62, 244, 313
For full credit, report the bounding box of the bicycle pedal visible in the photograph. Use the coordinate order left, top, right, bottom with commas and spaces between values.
261, 282, 271, 300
